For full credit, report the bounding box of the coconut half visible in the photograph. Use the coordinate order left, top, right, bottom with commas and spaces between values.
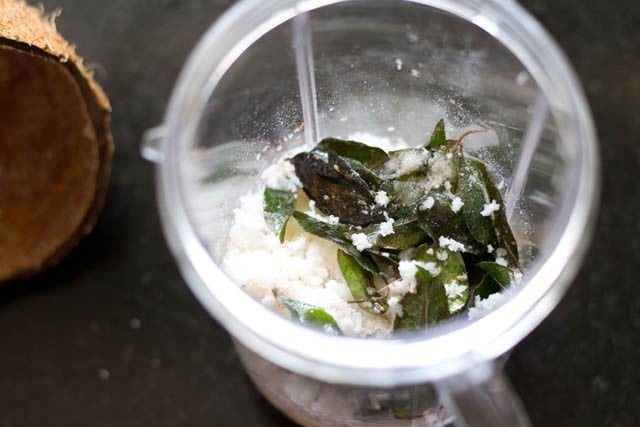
0, 0, 114, 283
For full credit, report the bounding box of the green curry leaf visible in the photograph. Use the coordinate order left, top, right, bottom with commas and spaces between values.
393, 267, 430, 332
422, 267, 450, 324
291, 149, 383, 225
477, 261, 514, 287
274, 291, 341, 334
360, 217, 428, 250
425, 119, 446, 149
416, 192, 482, 254
471, 159, 520, 268
337, 249, 387, 314
263, 187, 297, 242
394, 246, 454, 331
343, 157, 384, 189
474, 274, 502, 300
292, 211, 380, 275
316, 137, 389, 168
292, 211, 354, 246
278, 119, 522, 332
380, 180, 427, 219
458, 160, 497, 246
435, 250, 470, 314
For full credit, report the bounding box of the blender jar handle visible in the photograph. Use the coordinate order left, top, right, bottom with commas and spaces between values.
141, 125, 167, 163
436, 361, 532, 427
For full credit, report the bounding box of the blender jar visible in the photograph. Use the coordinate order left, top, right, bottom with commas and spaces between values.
142, 0, 599, 425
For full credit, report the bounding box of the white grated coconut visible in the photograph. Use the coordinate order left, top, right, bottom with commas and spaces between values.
480, 199, 500, 216
439, 236, 465, 252
451, 196, 464, 213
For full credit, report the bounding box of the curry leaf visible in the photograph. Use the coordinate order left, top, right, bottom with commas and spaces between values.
369, 252, 400, 282
474, 274, 502, 300
274, 290, 341, 334
292, 211, 380, 275
412, 243, 437, 263
425, 119, 446, 149
458, 160, 497, 246
395, 266, 449, 331
435, 250, 470, 314
477, 261, 514, 287
271, 119, 521, 331
337, 250, 387, 314
461, 252, 494, 287
471, 159, 520, 268
393, 267, 430, 332
375, 219, 428, 250
380, 180, 427, 218
263, 187, 297, 242
292, 211, 354, 246
423, 267, 450, 324
360, 217, 428, 250
416, 192, 482, 254
343, 157, 384, 189
412, 245, 470, 314
446, 144, 463, 192
291, 149, 383, 225
316, 137, 389, 168
347, 249, 382, 277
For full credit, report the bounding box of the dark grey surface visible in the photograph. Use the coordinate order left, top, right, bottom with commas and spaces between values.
0, 0, 638, 426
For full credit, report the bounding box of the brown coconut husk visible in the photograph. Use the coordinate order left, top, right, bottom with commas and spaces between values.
0, 0, 113, 283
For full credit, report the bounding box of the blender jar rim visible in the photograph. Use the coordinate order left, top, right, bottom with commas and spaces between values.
156, 0, 599, 385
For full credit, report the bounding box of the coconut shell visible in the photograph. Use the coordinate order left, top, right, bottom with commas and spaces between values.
0, 0, 113, 283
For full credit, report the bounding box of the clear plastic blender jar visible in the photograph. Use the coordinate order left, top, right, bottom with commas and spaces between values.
142, 0, 599, 425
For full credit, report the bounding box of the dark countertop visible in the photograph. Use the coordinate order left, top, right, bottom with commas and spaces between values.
1, 1, 638, 426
